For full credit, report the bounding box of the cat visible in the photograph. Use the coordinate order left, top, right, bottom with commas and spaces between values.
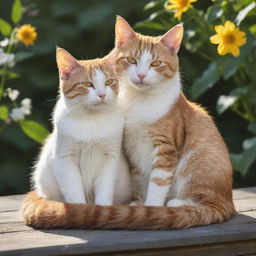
22, 17, 236, 230
32, 47, 132, 206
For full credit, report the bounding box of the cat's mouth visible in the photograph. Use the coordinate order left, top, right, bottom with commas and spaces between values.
131, 80, 151, 91
95, 101, 106, 106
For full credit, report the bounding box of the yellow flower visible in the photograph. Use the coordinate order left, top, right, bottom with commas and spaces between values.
16, 24, 37, 46
210, 21, 246, 57
165, 0, 197, 20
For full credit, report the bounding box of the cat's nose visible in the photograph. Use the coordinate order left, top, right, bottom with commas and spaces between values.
138, 74, 146, 81
98, 93, 106, 100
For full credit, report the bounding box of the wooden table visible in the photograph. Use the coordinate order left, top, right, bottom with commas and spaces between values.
1, 187, 256, 256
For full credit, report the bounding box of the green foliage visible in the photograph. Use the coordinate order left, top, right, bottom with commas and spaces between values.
20, 120, 49, 143
0, 18, 11, 36
138, 0, 256, 176
11, 0, 22, 24
191, 62, 220, 99
0, 106, 9, 119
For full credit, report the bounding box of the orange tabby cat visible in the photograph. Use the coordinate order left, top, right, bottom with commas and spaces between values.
22, 17, 236, 230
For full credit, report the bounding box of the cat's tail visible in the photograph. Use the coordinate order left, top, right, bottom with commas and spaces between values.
22, 191, 235, 230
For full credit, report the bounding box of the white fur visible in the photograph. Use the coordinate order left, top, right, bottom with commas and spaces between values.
33, 69, 131, 205
167, 198, 196, 207
173, 150, 195, 197
145, 169, 174, 206
118, 51, 181, 206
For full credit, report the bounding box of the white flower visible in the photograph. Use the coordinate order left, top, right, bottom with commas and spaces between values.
0, 38, 9, 47
21, 98, 31, 107
0, 37, 18, 48
21, 98, 32, 115
6, 88, 19, 101
0, 48, 15, 68
10, 107, 25, 121
9, 98, 32, 121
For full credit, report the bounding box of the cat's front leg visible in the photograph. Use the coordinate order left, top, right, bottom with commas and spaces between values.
53, 157, 86, 204
94, 157, 118, 206
52, 137, 86, 204
144, 145, 178, 206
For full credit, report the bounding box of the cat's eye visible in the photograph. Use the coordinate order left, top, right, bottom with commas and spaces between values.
151, 61, 162, 67
83, 81, 93, 87
105, 79, 113, 86
127, 57, 137, 64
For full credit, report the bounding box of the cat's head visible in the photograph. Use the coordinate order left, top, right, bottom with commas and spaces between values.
112, 16, 183, 91
56, 48, 118, 110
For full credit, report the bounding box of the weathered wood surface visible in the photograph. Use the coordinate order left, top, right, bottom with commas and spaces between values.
0, 187, 256, 256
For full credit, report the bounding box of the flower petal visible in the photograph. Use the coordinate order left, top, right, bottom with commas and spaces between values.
210, 34, 221, 44
230, 46, 240, 57
218, 43, 229, 56
215, 25, 225, 34
236, 37, 246, 46
225, 21, 235, 31
174, 10, 182, 20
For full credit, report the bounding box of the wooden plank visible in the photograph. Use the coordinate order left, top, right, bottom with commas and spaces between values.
233, 187, 256, 199
0, 195, 24, 212
0, 211, 23, 224
0, 222, 31, 234
234, 198, 256, 212
1, 221, 256, 255
92, 240, 256, 256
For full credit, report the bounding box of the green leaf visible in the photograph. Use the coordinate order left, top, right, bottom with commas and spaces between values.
191, 62, 221, 99
231, 137, 256, 176
248, 123, 256, 134
20, 120, 49, 143
216, 95, 237, 114
0, 105, 9, 120
205, 4, 223, 22
0, 18, 12, 36
134, 21, 167, 31
11, 0, 22, 24
235, 2, 256, 26
218, 55, 241, 80
0, 69, 19, 79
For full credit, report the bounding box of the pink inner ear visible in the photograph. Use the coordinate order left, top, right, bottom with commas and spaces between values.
56, 48, 80, 80
60, 66, 74, 80
115, 16, 135, 47
160, 24, 183, 55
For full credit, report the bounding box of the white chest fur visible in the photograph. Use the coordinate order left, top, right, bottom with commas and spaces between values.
54, 98, 124, 142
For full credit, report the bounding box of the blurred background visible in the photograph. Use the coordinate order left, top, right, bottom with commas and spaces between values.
0, 0, 255, 196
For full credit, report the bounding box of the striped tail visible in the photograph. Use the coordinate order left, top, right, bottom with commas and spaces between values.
22, 191, 236, 230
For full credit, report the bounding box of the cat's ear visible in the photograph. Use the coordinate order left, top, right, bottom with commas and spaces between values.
105, 49, 118, 68
115, 16, 136, 48
159, 24, 183, 55
56, 47, 82, 80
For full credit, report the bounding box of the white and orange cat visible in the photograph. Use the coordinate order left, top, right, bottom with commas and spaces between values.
32, 47, 131, 206
22, 17, 235, 230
